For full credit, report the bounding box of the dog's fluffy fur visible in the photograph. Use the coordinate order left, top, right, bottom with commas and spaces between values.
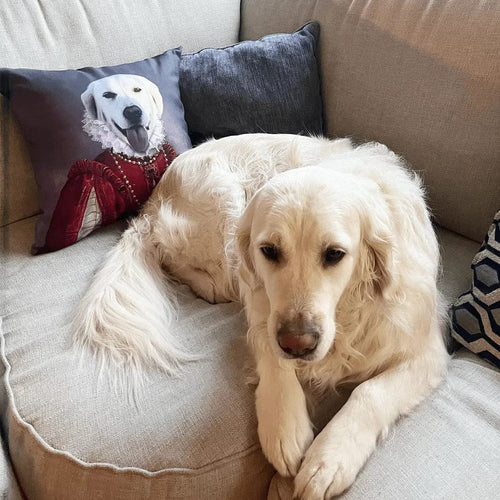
74, 134, 448, 498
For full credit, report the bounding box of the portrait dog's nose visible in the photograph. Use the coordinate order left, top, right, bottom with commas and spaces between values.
123, 105, 142, 124
277, 315, 319, 358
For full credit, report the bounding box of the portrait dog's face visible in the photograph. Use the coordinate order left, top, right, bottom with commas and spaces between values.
237, 166, 393, 363
81, 74, 164, 155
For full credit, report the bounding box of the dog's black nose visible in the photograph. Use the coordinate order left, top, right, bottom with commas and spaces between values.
123, 105, 142, 124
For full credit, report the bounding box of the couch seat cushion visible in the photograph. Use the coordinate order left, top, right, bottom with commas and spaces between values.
0, 217, 273, 499
0, 216, 494, 499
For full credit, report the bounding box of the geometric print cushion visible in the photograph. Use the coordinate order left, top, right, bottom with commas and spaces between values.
451, 210, 500, 368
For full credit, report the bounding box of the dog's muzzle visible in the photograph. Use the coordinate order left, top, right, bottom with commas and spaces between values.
276, 314, 320, 359
117, 106, 149, 154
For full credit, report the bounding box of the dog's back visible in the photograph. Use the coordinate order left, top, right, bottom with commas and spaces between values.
72, 134, 377, 385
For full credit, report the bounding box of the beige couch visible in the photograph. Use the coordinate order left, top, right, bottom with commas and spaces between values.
1, 0, 499, 498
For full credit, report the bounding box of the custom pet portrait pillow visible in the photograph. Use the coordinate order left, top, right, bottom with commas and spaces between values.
0, 48, 191, 253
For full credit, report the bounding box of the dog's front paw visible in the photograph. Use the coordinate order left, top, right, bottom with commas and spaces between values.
294, 454, 357, 499
294, 430, 371, 499
256, 381, 313, 477
258, 406, 314, 477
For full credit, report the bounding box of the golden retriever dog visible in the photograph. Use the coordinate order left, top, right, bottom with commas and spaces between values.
74, 133, 448, 498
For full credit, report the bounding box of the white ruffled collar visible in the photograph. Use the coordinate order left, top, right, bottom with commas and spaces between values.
82, 111, 165, 158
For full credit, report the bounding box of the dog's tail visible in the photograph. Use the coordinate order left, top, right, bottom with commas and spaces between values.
73, 215, 194, 387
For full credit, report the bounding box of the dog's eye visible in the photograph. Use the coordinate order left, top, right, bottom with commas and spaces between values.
133, 87, 142, 93
103, 92, 117, 99
260, 245, 280, 262
323, 248, 345, 266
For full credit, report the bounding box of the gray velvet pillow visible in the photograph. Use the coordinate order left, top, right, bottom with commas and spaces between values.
180, 22, 323, 144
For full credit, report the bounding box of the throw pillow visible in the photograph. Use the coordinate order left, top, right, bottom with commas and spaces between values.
0, 48, 191, 254
451, 211, 500, 368
180, 22, 323, 144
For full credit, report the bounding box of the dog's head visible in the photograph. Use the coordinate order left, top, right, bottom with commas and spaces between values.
237, 166, 394, 363
81, 74, 164, 156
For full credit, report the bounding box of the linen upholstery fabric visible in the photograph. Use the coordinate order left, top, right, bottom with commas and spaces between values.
436, 227, 482, 306
1, 217, 497, 498
0, 0, 241, 227
240, 0, 500, 243
0, 217, 274, 499
0, 439, 8, 497
0, 49, 191, 253
180, 22, 323, 144
451, 211, 500, 367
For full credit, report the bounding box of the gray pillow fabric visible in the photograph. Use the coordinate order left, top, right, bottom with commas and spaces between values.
180, 22, 323, 144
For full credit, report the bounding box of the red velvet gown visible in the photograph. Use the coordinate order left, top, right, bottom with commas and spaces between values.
43, 143, 177, 252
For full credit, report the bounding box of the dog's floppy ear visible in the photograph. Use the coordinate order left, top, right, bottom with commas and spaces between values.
81, 83, 97, 120
358, 202, 396, 300
142, 78, 163, 117
366, 231, 394, 298
236, 194, 259, 288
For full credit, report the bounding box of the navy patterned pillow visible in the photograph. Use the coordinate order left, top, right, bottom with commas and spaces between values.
451, 211, 500, 367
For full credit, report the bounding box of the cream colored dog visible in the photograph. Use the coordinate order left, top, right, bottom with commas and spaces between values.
74, 134, 448, 498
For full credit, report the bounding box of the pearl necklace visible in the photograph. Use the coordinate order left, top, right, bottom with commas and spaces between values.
110, 145, 172, 209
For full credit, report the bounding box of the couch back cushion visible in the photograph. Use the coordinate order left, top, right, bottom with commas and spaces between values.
0, 0, 240, 227
241, 0, 500, 243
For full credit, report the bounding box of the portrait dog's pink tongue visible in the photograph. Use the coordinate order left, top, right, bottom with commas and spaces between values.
126, 125, 149, 154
